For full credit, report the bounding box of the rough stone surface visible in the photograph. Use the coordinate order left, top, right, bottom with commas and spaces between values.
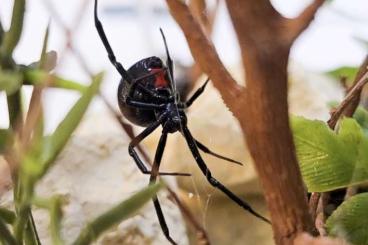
0, 113, 188, 245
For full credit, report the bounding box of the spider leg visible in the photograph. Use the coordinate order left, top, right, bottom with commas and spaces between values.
94, 0, 131, 81
150, 131, 177, 245
129, 117, 190, 177
181, 126, 271, 224
180, 78, 210, 108
126, 97, 166, 110
195, 139, 243, 166
159, 29, 174, 87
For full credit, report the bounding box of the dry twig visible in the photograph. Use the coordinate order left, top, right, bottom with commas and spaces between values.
166, 0, 241, 111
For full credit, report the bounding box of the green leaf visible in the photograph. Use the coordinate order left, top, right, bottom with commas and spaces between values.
73, 183, 162, 245
326, 193, 368, 245
38, 72, 103, 176
326, 66, 358, 83
292, 116, 368, 192
33, 196, 64, 245
0, 129, 11, 154
353, 107, 368, 134
24, 69, 87, 93
0, 69, 23, 94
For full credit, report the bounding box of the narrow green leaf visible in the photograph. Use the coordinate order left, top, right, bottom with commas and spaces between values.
33, 196, 64, 245
73, 183, 163, 245
38, 72, 103, 176
292, 116, 368, 192
0, 69, 23, 94
0, 207, 16, 224
326, 66, 358, 83
0, 0, 25, 59
0, 216, 17, 245
39, 24, 51, 69
326, 193, 368, 245
24, 69, 87, 93
0, 129, 11, 154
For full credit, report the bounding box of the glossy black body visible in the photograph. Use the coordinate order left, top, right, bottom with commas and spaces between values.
117, 56, 173, 127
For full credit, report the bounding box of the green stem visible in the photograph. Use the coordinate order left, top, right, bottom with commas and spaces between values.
0, 0, 26, 60
7, 91, 23, 129
24, 213, 40, 245
0, 18, 4, 45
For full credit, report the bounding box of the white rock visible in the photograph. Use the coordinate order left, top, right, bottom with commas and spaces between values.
0, 112, 189, 245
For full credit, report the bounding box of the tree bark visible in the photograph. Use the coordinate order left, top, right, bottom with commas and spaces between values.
167, 0, 325, 244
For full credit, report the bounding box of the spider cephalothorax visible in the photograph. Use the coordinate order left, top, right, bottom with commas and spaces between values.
94, 0, 269, 244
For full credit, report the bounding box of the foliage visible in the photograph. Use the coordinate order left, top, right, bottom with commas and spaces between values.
292, 116, 368, 192
292, 115, 368, 244
0, 1, 161, 243
326, 66, 358, 85
326, 193, 368, 245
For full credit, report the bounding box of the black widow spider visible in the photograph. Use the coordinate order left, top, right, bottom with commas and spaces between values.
94, 0, 270, 244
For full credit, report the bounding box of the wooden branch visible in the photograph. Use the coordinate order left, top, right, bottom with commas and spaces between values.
328, 69, 368, 128
188, 0, 220, 87
224, 0, 315, 244
286, 0, 325, 43
166, 0, 242, 110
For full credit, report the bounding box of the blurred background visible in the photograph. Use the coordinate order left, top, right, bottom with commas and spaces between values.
0, 0, 368, 131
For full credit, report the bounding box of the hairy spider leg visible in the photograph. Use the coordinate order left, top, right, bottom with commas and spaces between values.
149, 131, 177, 245
184, 78, 210, 108
129, 116, 190, 177
94, 0, 131, 82
181, 126, 271, 224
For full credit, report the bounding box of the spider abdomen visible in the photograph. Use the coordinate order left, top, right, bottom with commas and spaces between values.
117, 56, 171, 127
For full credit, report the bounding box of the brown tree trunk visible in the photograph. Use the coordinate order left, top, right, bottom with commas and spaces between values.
167, 0, 325, 244
225, 1, 316, 243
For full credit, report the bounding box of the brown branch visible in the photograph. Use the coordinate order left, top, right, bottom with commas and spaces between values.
223, 1, 316, 244
328, 68, 368, 128
188, 0, 220, 87
339, 56, 368, 118
308, 192, 320, 225
286, 0, 325, 43
166, 0, 242, 110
